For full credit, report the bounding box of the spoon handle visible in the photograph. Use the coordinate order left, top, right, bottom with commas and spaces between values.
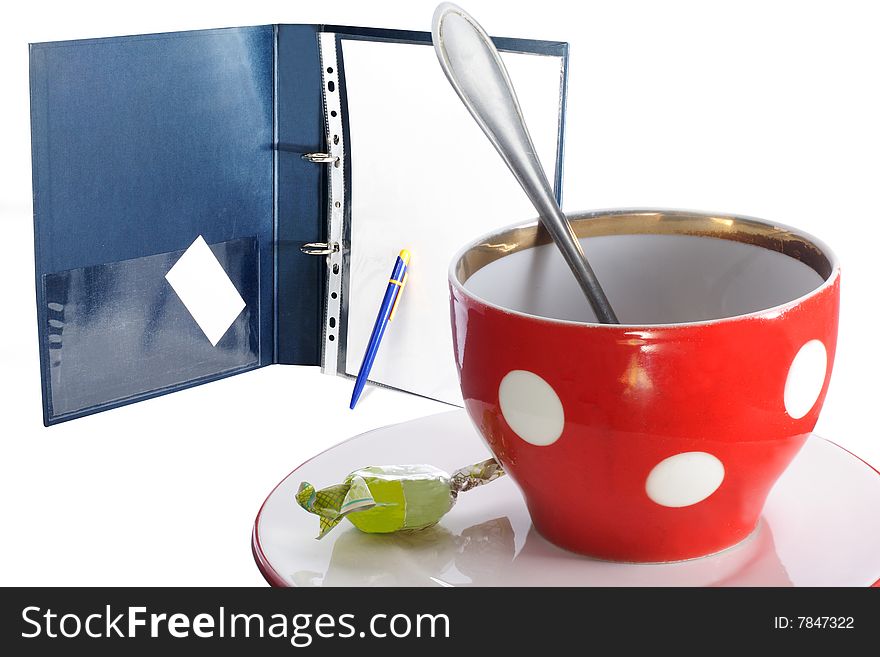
432, 3, 618, 323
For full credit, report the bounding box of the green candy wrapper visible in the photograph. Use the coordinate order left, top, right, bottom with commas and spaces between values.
295, 459, 504, 539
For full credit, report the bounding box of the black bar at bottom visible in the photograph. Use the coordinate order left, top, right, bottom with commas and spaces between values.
1, 587, 875, 653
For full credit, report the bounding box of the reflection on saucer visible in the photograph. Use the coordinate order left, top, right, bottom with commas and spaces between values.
291, 515, 790, 587
293, 517, 515, 587
510, 519, 792, 587
455, 517, 516, 581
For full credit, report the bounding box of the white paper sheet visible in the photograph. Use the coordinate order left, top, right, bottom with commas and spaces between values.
340, 38, 564, 404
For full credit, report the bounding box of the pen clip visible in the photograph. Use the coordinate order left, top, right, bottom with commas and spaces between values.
388, 270, 409, 322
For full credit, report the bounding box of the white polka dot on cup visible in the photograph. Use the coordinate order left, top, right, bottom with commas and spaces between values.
498, 370, 564, 446
645, 452, 725, 508
784, 340, 827, 420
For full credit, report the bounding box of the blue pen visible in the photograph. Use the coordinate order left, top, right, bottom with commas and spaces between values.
350, 249, 411, 409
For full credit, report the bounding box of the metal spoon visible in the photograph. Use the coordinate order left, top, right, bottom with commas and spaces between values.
432, 3, 618, 323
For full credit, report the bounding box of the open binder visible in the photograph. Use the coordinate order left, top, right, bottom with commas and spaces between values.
30, 23, 568, 425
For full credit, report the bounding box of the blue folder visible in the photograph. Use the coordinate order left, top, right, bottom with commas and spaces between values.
29, 24, 568, 425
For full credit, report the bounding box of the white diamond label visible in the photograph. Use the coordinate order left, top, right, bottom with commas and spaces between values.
165, 236, 246, 346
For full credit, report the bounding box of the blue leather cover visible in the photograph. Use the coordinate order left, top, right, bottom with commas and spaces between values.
30, 26, 280, 424
275, 24, 326, 366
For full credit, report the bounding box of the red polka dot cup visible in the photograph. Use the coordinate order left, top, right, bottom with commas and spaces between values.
449, 210, 839, 562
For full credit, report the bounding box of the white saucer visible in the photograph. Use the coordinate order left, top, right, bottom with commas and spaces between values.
253, 411, 880, 586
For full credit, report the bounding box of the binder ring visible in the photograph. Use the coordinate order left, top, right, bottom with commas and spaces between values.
301, 152, 339, 164
301, 241, 339, 256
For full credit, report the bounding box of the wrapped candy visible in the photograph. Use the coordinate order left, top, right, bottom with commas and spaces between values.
295, 458, 504, 539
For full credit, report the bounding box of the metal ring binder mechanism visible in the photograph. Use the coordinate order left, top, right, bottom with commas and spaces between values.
301, 153, 338, 164
29, 23, 568, 425
301, 242, 340, 256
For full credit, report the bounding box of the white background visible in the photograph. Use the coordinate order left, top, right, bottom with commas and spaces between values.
1, 0, 877, 586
